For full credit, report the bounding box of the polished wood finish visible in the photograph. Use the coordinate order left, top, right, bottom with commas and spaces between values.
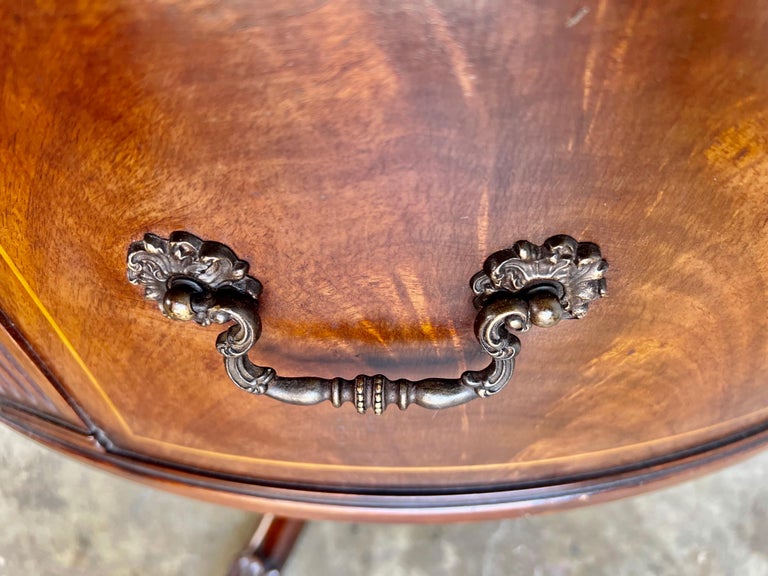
227, 514, 305, 576
5, 385, 768, 522
0, 311, 87, 430
1, 0, 768, 516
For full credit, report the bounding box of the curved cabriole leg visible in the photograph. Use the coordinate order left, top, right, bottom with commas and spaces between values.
127, 231, 607, 414
226, 514, 305, 576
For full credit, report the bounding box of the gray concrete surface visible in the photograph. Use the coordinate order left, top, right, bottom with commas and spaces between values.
0, 425, 258, 576
2, 422, 768, 575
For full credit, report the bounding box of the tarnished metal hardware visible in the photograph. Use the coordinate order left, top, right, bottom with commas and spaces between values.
127, 232, 607, 414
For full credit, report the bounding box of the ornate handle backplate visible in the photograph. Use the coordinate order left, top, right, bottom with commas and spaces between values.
127, 232, 607, 414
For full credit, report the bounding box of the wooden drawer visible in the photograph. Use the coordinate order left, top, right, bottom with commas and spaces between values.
1, 0, 768, 520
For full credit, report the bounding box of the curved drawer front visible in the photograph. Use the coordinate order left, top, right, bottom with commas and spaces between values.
1, 0, 767, 514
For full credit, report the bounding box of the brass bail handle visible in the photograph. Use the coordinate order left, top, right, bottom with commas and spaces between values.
127, 232, 607, 414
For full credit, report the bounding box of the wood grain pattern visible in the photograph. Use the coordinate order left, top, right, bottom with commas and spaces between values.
5, 393, 768, 522
0, 329, 59, 414
1, 0, 768, 511
0, 312, 86, 429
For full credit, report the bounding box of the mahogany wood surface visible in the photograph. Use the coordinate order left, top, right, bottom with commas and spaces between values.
226, 514, 305, 576
0, 311, 86, 429
4, 384, 768, 522
1, 0, 768, 515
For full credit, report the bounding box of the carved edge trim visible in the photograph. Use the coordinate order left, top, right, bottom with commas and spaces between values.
4, 395, 768, 521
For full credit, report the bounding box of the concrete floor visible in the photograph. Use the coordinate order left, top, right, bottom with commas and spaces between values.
2, 423, 768, 575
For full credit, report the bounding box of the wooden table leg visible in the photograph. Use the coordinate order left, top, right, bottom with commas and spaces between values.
226, 514, 306, 576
